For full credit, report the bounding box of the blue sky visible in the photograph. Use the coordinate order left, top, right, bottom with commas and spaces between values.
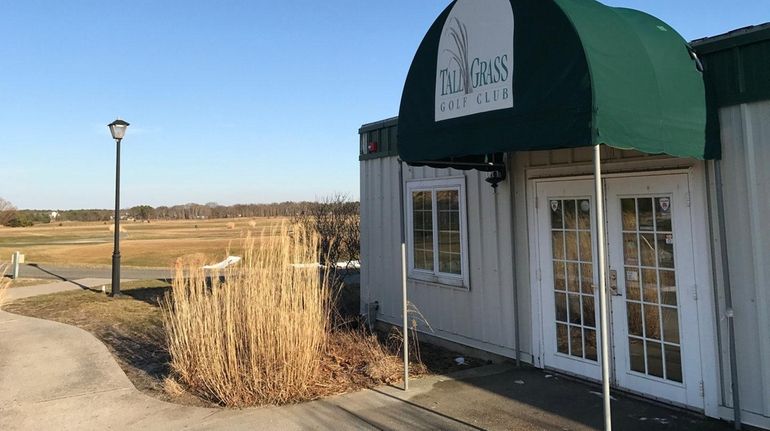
0, 1, 766, 210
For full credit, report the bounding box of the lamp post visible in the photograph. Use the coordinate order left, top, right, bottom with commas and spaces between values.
108, 118, 129, 297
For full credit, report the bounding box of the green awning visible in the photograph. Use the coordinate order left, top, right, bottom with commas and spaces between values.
397, 0, 717, 165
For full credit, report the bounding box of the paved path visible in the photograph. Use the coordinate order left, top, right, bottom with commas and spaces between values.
0, 281, 733, 430
14, 263, 171, 282
12, 264, 358, 285
4, 278, 112, 302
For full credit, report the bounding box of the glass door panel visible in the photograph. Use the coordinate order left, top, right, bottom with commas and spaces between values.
550, 198, 597, 362
620, 197, 682, 383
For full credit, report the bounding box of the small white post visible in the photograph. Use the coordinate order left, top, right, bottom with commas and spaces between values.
594, 144, 612, 431
12, 251, 21, 279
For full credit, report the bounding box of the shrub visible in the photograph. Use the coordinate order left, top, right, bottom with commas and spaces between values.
162, 224, 332, 406
6, 215, 33, 227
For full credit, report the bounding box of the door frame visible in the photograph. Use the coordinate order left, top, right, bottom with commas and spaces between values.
526, 165, 720, 416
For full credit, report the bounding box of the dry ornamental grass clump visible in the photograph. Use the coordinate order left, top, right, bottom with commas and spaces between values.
163, 224, 332, 406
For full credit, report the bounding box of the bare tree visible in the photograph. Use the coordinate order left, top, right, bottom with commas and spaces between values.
0, 198, 17, 226
291, 193, 360, 272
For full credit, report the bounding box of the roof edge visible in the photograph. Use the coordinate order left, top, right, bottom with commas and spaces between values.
358, 116, 398, 134
691, 22, 770, 53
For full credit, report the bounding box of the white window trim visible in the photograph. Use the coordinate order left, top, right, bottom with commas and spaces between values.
405, 177, 469, 288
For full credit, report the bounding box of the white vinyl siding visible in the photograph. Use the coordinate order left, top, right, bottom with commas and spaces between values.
359, 157, 524, 361
711, 101, 770, 427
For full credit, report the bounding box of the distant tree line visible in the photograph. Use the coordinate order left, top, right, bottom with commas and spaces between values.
1, 199, 360, 226
150, 202, 314, 220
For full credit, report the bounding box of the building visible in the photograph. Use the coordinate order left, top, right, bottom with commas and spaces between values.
358, 0, 770, 428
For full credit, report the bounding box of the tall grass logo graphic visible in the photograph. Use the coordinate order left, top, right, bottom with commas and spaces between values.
445, 17, 472, 95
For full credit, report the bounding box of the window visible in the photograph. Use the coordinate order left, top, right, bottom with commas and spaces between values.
406, 178, 468, 288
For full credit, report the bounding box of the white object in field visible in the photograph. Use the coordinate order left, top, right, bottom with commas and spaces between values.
454, 356, 465, 365
202, 256, 242, 270
290, 260, 361, 269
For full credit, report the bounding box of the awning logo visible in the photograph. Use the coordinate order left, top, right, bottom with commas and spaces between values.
443, 18, 473, 96
435, 0, 514, 122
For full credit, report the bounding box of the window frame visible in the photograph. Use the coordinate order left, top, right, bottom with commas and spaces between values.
405, 177, 469, 288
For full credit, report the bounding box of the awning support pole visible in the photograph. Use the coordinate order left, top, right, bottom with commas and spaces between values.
398, 160, 409, 391
594, 144, 612, 431
714, 160, 741, 429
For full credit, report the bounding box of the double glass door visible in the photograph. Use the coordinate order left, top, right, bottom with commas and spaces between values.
536, 174, 704, 409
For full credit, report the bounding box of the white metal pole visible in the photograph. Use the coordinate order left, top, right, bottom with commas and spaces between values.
594, 144, 612, 431
401, 243, 409, 390
398, 160, 409, 391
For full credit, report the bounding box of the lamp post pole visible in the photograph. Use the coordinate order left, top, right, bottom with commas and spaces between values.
111, 137, 122, 296
108, 119, 129, 297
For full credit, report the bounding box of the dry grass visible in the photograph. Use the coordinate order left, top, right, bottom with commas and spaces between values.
108, 224, 128, 233
163, 224, 435, 407
162, 377, 187, 398
0, 217, 285, 268
6, 278, 57, 288
322, 327, 418, 388
163, 224, 332, 406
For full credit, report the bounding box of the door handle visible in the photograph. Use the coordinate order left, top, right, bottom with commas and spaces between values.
609, 269, 621, 296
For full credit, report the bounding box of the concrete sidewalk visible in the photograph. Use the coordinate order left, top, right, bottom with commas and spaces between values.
0, 281, 733, 430
4, 278, 112, 302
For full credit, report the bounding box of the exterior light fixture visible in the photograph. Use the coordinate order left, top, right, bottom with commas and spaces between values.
108, 118, 129, 141
485, 169, 506, 190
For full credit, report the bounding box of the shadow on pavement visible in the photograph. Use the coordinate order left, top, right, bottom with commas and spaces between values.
403, 366, 732, 431
26, 264, 101, 293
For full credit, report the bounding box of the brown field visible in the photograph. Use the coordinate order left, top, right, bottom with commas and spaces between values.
0, 217, 286, 268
